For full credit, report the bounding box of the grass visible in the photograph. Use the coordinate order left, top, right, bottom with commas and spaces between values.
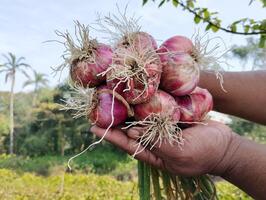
0, 147, 136, 177
0, 169, 138, 200
0, 169, 252, 200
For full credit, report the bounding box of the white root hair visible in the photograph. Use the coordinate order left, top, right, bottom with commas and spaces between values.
60, 83, 97, 119
99, 43, 161, 102
51, 21, 98, 77
95, 4, 141, 45
191, 31, 232, 92
123, 114, 184, 157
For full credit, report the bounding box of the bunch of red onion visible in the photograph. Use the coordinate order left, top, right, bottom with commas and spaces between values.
57, 19, 214, 152
56, 14, 218, 199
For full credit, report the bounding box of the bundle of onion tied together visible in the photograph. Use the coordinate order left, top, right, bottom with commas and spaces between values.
59, 18, 219, 200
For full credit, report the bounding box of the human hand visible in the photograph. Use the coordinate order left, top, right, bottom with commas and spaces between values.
90, 120, 240, 177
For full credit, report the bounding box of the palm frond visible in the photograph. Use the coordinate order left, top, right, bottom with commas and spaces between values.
8, 52, 16, 66
23, 80, 34, 88
0, 68, 10, 73
16, 56, 26, 63
1, 63, 12, 69
5, 72, 14, 83
17, 63, 31, 68
19, 69, 31, 79
2, 53, 12, 64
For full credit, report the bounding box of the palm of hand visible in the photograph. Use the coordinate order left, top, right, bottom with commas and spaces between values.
91, 120, 234, 177
155, 121, 233, 176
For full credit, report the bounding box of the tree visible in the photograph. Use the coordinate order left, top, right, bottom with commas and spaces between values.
0, 52, 31, 154
143, 0, 266, 47
23, 70, 49, 106
230, 38, 266, 69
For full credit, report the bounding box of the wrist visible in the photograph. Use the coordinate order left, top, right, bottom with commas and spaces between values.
210, 132, 243, 177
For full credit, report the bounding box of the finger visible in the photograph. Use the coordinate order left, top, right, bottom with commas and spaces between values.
90, 126, 165, 169
127, 126, 144, 139
127, 126, 183, 157
149, 131, 188, 157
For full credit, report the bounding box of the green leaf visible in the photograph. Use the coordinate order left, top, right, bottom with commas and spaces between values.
230, 24, 237, 32
244, 25, 250, 33
187, 0, 194, 8
260, 19, 266, 31
250, 19, 255, 24
143, 0, 149, 5
151, 168, 162, 200
259, 35, 266, 48
205, 23, 212, 31
252, 24, 260, 30
194, 15, 201, 24
259, 0, 266, 7
158, 0, 165, 7
211, 25, 219, 32
172, 0, 179, 7
138, 161, 151, 200
203, 9, 210, 20
232, 20, 242, 25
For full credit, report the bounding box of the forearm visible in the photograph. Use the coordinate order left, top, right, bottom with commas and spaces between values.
219, 134, 266, 199
199, 70, 266, 125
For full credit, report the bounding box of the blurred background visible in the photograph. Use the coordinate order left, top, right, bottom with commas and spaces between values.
0, 0, 265, 199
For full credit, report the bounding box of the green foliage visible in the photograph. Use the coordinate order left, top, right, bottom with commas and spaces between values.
0, 169, 251, 200
0, 115, 9, 136
0, 147, 132, 176
216, 181, 252, 199
20, 135, 51, 157
230, 38, 266, 69
142, 0, 266, 47
230, 117, 266, 143
0, 83, 91, 156
0, 169, 138, 200
0, 82, 132, 175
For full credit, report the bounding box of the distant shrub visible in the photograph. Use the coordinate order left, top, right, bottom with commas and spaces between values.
20, 135, 50, 157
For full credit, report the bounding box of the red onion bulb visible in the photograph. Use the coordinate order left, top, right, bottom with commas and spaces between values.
159, 35, 193, 54
134, 90, 180, 122
158, 36, 200, 96
89, 86, 131, 128
117, 31, 158, 50
71, 44, 113, 87
175, 87, 213, 122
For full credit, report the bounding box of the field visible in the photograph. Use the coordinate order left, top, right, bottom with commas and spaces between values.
0, 169, 137, 200
0, 168, 251, 200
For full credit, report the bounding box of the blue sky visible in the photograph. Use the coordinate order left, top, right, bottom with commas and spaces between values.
0, 0, 265, 92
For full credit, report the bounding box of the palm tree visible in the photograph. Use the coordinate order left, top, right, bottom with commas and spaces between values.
23, 70, 49, 106
0, 52, 31, 154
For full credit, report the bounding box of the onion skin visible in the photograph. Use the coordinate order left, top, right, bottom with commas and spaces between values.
175, 87, 213, 122
89, 86, 128, 128
158, 48, 199, 96
70, 44, 113, 87
134, 90, 180, 121
159, 35, 193, 54
117, 31, 158, 50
